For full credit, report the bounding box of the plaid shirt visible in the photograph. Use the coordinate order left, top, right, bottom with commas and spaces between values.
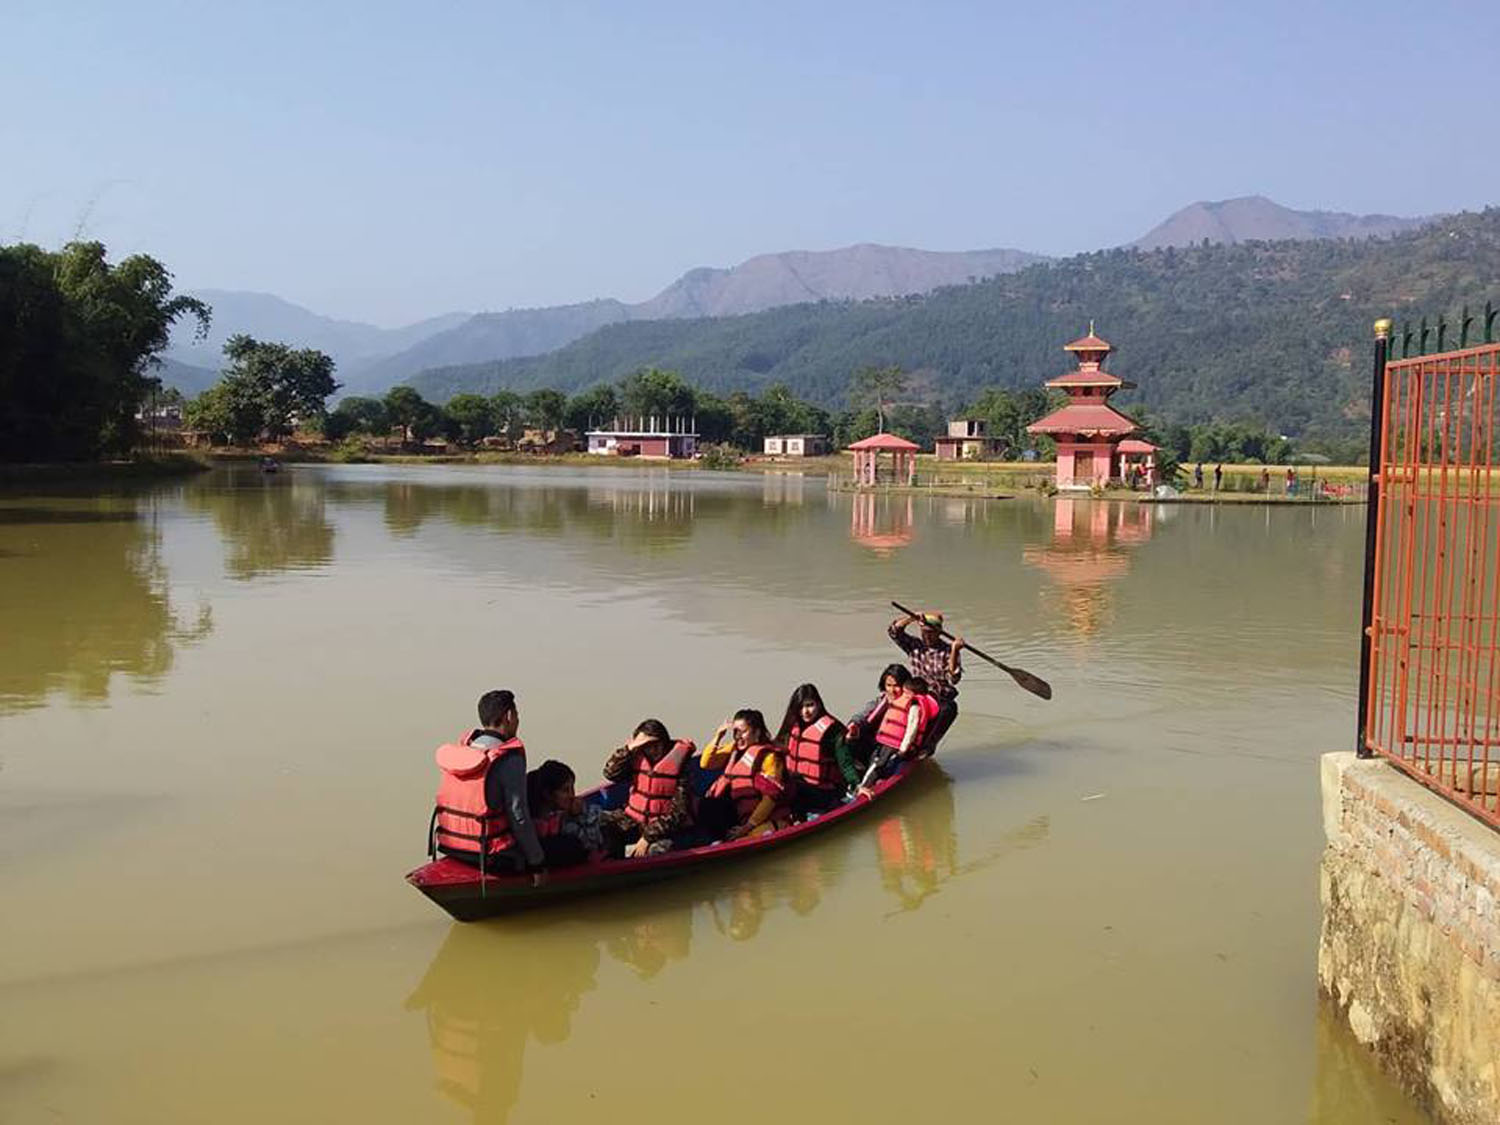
889, 623, 962, 699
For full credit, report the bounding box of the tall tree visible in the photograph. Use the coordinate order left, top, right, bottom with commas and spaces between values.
1, 240, 209, 460
563, 384, 619, 432
619, 366, 696, 421
444, 393, 496, 445
848, 364, 908, 434
217, 335, 338, 441
524, 388, 567, 430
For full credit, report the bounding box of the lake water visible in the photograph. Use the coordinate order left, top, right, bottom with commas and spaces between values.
0, 465, 1428, 1123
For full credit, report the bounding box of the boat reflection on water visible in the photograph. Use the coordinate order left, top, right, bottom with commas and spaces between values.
405, 767, 996, 1122
1022, 497, 1154, 637
404, 917, 602, 1121
850, 491, 914, 554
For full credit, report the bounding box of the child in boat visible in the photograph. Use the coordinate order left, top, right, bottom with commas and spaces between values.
599, 720, 697, 858
777, 683, 862, 817
848, 665, 927, 798
907, 677, 943, 757
526, 760, 605, 867
698, 709, 790, 841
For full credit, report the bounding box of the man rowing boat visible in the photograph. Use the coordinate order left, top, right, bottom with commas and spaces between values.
887, 609, 961, 750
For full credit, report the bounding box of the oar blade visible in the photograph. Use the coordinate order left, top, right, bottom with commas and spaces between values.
1006, 665, 1053, 700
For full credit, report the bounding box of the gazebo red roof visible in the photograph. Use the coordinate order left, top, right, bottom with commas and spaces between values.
847, 433, 920, 451
1117, 438, 1157, 453
1027, 402, 1139, 436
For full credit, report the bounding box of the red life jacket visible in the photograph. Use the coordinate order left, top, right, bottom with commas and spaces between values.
874, 694, 925, 752
534, 810, 564, 839
625, 739, 696, 825
786, 715, 841, 789
708, 742, 786, 820
914, 692, 940, 733
432, 732, 522, 855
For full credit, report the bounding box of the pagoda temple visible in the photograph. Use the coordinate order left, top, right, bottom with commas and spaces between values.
1027, 324, 1146, 490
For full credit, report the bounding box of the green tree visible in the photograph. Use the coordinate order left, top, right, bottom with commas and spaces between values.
563, 384, 619, 432
216, 334, 339, 441
184, 378, 263, 445
489, 390, 525, 441
0, 240, 209, 460
384, 386, 430, 445
619, 366, 696, 420
848, 364, 907, 434
444, 393, 496, 445
524, 387, 567, 430
325, 396, 391, 441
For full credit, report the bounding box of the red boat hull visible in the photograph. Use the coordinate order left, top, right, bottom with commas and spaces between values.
406, 761, 923, 921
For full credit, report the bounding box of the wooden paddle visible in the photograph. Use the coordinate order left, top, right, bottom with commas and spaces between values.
890, 600, 1053, 701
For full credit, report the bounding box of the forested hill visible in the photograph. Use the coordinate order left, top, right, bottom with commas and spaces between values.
408, 209, 1500, 441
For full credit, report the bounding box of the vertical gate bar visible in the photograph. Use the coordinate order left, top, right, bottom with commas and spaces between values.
1457, 353, 1485, 788
1359, 319, 1393, 755
1391, 357, 1423, 761
1411, 360, 1438, 766
1434, 357, 1459, 781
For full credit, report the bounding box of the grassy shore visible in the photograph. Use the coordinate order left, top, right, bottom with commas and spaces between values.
0, 452, 213, 486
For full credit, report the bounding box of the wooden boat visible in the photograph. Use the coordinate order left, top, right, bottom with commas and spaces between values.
406, 760, 923, 921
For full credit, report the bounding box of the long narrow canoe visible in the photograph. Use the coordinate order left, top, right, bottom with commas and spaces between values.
406, 760, 922, 921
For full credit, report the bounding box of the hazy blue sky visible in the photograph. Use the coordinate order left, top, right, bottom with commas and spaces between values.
4, 0, 1496, 324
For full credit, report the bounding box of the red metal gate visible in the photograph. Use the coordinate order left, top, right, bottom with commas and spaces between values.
1363, 329, 1500, 828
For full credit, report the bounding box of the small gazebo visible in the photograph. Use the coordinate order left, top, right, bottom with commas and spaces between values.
1117, 438, 1158, 488
847, 432, 919, 486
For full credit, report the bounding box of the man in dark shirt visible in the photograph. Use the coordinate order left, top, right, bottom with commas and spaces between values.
442, 689, 546, 883
887, 610, 962, 750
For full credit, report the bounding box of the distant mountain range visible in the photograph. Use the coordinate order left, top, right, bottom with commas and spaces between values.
162, 196, 1432, 400
404, 207, 1499, 443
1131, 195, 1426, 250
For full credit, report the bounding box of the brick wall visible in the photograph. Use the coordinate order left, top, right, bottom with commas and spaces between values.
1318, 752, 1500, 1124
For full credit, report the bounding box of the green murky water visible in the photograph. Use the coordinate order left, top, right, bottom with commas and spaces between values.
0, 465, 1427, 1123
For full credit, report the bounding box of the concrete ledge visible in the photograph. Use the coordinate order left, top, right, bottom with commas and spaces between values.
1319, 752, 1500, 1125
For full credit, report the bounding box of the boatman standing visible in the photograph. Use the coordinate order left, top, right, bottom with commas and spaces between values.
886, 610, 962, 751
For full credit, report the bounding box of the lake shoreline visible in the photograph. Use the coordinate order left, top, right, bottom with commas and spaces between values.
0, 453, 213, 486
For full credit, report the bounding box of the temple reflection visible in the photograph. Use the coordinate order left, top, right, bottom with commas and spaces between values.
1023, 498, 1154, 637
850, 492, 915, 554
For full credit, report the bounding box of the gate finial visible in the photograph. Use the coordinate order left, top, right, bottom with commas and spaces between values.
1374, 318, 1392, 339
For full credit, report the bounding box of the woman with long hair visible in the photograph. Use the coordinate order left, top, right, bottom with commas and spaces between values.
698, 708, 789, 841
777, 683, 861, 816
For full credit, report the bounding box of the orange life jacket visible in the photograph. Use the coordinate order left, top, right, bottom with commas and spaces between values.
625, 739, 696, 825
874, 694, 925, 752
786, 715, 841, 789
432, 732, 522, 855
707, 742, 785, 820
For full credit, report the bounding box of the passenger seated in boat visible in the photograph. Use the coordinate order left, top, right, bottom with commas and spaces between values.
599, 720, 697, 859
777, 684, 862, 817
848, 665, 927, 799
698, 709, 790, 841
430, 689, 546, 884
907, 677, 943, 758
527, 759, 606, 868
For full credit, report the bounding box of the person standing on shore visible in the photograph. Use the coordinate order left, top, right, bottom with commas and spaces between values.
1213, 463, 1223, 492
1261, 466, 1270, 493
880, 610, 962, 750
1194, 463, 1204, 490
